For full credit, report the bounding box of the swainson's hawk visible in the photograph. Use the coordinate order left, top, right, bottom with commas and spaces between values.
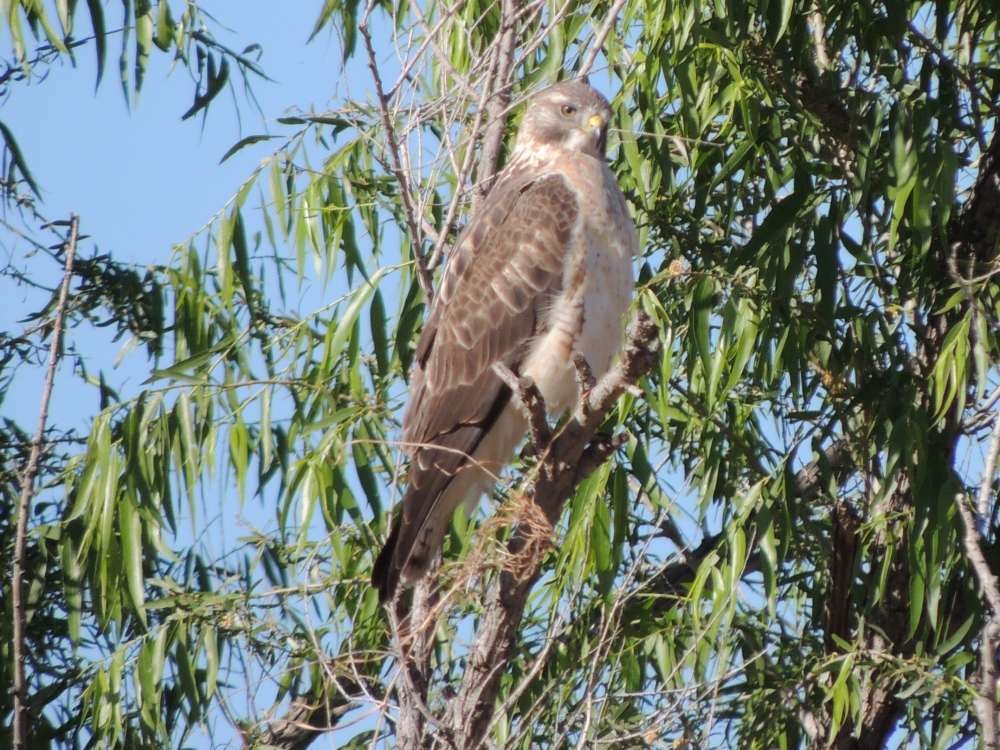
372, 80, 637, 602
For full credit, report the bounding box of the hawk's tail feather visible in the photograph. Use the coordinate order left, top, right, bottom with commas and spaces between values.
371, 458, 474, 603
371, 518, 401, 602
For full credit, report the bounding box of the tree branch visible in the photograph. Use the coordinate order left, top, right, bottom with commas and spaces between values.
646, 438, 855, 615
443, 312, 659, 747
255, 681, 364, 750
12, 214, 78, 750
955, 487, 1000, 750
472, 0, 520, 206
359, 3, 435, 303
577, 0, 629, 78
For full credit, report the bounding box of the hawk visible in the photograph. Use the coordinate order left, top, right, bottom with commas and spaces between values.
372, 80, 636, 602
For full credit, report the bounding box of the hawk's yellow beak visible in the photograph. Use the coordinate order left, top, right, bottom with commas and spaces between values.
587, 114, 606, 131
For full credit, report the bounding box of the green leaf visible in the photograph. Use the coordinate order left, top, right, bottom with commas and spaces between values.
735, 189, 810, 263
86, 0, 107, 86
181, 55, 230, 120
135, 1, 152, 93
119, 495, 147, 627
154, 0, 173, 51
329, 266, 390, 367
369, 288, 389, 377
691, 276, 714, 378
775, 0, 794, 41
219, 134, 279, 164
0, 120, 40, 196
203, 625, 218, 698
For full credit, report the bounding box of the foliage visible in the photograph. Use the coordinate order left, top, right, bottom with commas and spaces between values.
2, 0, 1000, 748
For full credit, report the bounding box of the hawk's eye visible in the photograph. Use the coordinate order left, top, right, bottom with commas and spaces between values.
560, 104, 576, 117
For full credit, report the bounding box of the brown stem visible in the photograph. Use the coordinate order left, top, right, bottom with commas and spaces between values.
955, 489, 1000, 750
359, 3, 435, 303
12, 214, 78, 749
444, 312, 659, 747
576, 0, 629, 78
473, 0, 520, 206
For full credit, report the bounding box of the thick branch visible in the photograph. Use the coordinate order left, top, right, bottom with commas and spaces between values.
392, 577, 442, 750
955, 488, 1000, 750
443, 313, 659, 747
256, 682, 362, 750
12, 214, 78, 750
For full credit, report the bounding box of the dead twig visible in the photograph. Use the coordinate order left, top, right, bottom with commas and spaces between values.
473, 0, 521, 206
12, 214, 78, 750
359, 3, 435, 302
577, 0, 629, 78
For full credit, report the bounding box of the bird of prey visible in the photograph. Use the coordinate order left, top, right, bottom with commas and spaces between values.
372, 80, 637, 602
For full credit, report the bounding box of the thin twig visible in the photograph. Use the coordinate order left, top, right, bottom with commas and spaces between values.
577, 0, 629, 78
11, 214, 78, 750
429, 30, 508, 268
359, 3, 435, 302
473, 0, 521, 206
906, 22, 1000, 120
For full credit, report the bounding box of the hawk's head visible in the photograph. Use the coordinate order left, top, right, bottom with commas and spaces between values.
516, 80, 612, 159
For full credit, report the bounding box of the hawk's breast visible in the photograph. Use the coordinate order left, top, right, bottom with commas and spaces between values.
519, 157, 635, 415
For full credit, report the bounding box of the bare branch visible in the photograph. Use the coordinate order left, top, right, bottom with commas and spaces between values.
256, 680, 364, 750
443, 312, 659, 747
808, 6, 831, 71
955, 489, 1000, 750
359, 3, 435, 302
977, 413, 1000, 525
473, 0, 521, 206
577, 0, 629, 78
12, 214, 78, 750
571, 351, 597, 409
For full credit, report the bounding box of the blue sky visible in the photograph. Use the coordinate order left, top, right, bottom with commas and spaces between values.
1, 4, 354, 431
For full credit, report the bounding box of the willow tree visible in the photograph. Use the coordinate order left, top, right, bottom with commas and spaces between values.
4, 0, 1000, 748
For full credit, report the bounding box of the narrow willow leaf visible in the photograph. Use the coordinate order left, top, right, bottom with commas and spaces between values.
0, 121, 40, 196
220, 134, 279, 164
119, 495, 147, 627
775, 0, 794, 41
154, 0, 173, 51
736, 189, 810, 262
329, 266, 390, 367
135, 1, 152, 93
203, 625, 218, 698
86, 0, 106, 86
691, 275, 714, 379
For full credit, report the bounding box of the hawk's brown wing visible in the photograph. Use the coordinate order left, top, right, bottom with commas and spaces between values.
372, 170, 579, 601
